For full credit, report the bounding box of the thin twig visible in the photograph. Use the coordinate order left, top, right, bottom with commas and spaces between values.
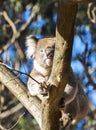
5, 73, 21, 84
3, 11, 17, 36
77, 30, 96, 88
12, 68, 41, 85
77, 57, 96, 88
0, 62, 41, 85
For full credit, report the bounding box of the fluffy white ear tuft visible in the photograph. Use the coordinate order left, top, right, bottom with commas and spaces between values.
26, 35, 38, 58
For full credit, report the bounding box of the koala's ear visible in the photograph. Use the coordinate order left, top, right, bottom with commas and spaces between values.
26, 35, 38, 58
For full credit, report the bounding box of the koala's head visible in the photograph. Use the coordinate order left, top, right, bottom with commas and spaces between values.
26, 35, 56, 69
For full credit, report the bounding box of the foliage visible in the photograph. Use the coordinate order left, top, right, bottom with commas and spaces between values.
14, 115, 39, 130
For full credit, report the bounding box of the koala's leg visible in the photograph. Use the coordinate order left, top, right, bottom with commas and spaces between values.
64, 79, 78, 106
59, 109, 73, 129
59, 97, 79, 129
72, 93, 89, 124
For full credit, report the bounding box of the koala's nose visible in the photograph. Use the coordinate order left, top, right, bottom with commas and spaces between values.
45, 47, 54, 58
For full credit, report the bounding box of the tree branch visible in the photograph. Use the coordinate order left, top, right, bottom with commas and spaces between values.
0, 125, 6, 130
78, 57, 96, 89
0, 103, 23, 119
2, 11, 17, 37
0, 2, 40, 54
87, 2, 96, 23
0, 62, 42, 129
19, 3, 40, 32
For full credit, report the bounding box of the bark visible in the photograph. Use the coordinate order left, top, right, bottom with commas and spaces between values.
0, 63, 42, 129
42, 1, 77, 130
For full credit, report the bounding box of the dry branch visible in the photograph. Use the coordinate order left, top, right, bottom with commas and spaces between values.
0, 125, 6, 130
78, 57, 96, 88
0, 62, 42, 129
0, 2, 40, 54
0, 103, 23, 119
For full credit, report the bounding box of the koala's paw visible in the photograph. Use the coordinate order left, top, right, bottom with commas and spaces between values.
40, 81, 51, 96
39, 90, 48, 96
59, 109, 73, 129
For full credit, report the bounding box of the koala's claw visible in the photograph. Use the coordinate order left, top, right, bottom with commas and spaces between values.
40, 90, 48, 96
40, 81, 51, 89
40, 81, 51, 96
59, 109, 73, 128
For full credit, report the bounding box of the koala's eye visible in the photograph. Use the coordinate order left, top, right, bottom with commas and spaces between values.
40, 49, 43, 53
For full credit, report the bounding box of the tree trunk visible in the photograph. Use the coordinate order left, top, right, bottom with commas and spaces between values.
42, 1, 77, 130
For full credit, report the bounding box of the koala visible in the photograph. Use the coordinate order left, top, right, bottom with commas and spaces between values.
26, 35, 77, 104
26, 35, 89, 127
60, 82, 89, 128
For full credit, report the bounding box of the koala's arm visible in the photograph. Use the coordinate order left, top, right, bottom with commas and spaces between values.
27, 69, 47, 97
27, 79, 42, 96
